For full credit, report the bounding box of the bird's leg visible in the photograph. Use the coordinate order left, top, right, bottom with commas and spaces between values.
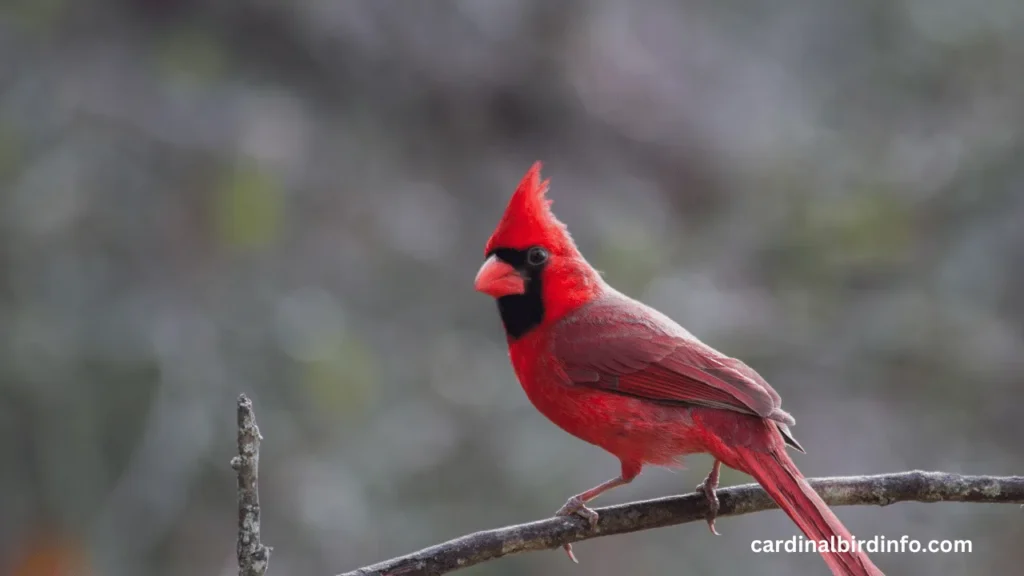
696, 459, 722, 535
556, 460, 641, 563
555, 477, 628, 564
555, 476, 626, 526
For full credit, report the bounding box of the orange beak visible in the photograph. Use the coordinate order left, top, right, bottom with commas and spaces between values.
474, 255, 526, 298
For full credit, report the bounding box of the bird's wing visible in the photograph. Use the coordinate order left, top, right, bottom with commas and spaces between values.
552, 295, 795, 427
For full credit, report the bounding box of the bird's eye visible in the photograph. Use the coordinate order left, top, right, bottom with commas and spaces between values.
526, 246, 549, 266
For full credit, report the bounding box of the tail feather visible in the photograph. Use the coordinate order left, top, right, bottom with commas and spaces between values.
734, 446, 884, 576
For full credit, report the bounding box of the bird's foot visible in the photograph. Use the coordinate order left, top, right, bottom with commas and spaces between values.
556, 495, 600, 528
696, 473, 721, 535
555, 495, 599, 563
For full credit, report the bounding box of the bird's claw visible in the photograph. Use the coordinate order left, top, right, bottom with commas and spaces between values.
696, 477, 721, 535
556, 495, 600, 529
555, 495, 599, 563
562, 543, 579, 563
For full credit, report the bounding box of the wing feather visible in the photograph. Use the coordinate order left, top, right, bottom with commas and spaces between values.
553, 294, 795, 427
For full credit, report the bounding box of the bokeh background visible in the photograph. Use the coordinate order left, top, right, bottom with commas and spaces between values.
2, 1, 1023, 575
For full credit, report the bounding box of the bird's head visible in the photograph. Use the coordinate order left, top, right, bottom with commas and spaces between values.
474, 162, 602, 339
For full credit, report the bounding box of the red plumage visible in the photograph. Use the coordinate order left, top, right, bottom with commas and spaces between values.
475, 163, 883, 575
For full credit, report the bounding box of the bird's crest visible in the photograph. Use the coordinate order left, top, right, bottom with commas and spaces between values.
484, 162, 579, 256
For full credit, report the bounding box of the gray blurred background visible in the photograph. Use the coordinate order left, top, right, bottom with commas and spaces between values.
1, 1, 1022, 575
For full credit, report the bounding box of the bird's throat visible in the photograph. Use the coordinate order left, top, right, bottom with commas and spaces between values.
496, 282, 544, 340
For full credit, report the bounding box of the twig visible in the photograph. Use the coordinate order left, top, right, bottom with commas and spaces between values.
339, 471, 1024, 576
232, 394, 272, 576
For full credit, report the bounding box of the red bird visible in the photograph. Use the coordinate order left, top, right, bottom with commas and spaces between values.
474, 163, 883, 576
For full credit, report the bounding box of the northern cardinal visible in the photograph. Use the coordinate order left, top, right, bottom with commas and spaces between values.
473, 163, 883, 576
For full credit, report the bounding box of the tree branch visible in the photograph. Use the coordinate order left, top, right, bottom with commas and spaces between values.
232, 394, 272, 576
225, 397, 1022, 576
339, 471, 1024, 576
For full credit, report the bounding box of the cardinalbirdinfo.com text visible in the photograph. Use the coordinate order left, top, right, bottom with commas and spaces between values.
752, 535, 972, 554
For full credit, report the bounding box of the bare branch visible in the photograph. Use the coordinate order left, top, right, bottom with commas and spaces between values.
224, 397, 1021, 576
232, 394, 272, 576
339, 471, 1024, 576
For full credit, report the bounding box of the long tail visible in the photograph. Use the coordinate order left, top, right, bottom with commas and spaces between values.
732, 445, 883, 576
